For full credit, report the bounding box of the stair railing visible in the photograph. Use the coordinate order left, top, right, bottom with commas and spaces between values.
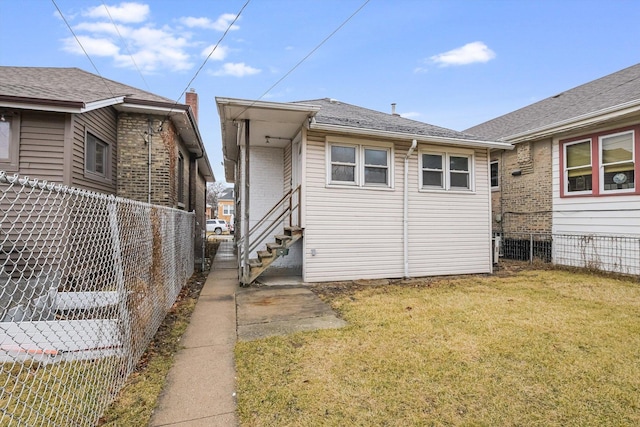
237, 185, 301, 277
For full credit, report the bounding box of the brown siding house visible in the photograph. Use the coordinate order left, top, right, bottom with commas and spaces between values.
0, 66, 214, 264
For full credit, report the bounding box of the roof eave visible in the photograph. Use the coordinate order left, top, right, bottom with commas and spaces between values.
0, 95, 125, 113
309, 122, 514, 150
504, 99, 640, 143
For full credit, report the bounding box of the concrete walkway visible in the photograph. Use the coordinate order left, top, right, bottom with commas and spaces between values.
150, 240, 238, 427
150, 238, 347, 426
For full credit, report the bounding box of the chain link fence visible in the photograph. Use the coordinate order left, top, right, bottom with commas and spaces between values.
0, 171, 195, 426
495, 232, 640, 276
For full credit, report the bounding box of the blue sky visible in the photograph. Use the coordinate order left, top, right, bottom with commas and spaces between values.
1, 0, 639, 183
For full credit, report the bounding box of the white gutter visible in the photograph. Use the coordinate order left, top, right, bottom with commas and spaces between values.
0, 96, 125, 114
505, 99, 640, 143
216, 97, 322, 115
403, 139, 417, 278
309, 122, 514, 150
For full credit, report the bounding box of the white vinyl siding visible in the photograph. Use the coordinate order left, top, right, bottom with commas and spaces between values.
303, 132, 492, 282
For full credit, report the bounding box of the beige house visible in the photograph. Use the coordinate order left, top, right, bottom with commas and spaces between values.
0, 66, 214, 261
217, 97, 511, 284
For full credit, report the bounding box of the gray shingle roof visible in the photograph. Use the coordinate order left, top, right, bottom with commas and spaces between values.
294, 98, 496, 142
465, 63, 640, 140
0, 66, 174, 106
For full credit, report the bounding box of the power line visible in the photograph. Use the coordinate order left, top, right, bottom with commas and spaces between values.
174, 0, 251, 105
100, 0, 151, 92
232, 0, 371, 121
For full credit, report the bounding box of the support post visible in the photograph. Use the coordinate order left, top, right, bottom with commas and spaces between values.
243, 120, 250, 284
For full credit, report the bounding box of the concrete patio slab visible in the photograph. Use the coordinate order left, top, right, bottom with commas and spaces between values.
236, 285, 347, 341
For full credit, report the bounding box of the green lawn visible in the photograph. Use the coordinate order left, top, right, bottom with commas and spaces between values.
235, 270, 640, 426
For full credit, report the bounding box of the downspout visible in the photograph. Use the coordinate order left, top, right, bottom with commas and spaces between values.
404, 139, 417, 278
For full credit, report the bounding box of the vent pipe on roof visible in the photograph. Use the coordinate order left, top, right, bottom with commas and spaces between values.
391, 103, 400, 116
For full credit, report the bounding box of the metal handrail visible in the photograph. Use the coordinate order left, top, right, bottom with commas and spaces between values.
238, 185, 300, 260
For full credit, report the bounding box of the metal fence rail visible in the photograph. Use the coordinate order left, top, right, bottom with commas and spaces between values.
0, 171, 195, 426
496, 232, 640, 275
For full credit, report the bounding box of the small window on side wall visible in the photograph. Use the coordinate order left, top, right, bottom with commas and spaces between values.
177, 153, 185, 204
0, 113, 20, 171
86, 132, 109, 178
490, 160, 499, 189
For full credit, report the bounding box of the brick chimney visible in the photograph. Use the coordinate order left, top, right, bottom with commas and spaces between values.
185, 88, 199, 123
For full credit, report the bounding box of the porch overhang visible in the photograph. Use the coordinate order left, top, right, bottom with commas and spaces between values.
216, 97, 321, 183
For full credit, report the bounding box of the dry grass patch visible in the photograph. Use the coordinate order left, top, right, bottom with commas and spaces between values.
235, 270, 640, 426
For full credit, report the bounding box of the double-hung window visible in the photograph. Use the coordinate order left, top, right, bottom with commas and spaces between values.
0, 113, 20, 171
561, 127, 637, 197
223, 204, 234, 216
564, 140, 592, 193
420, 149, 473, 191
85, 132, 109, 178
600, 131, 634, 192
490, 160, 499, 189
328, 140, 392, 188
330, 145, 357, 184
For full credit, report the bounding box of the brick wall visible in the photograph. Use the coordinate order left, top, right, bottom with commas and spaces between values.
491, 138, 553, 234
117, 114, 177, 206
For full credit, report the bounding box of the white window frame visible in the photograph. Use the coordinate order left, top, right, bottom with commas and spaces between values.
490, 160, 499, 190
599, 130, 635, 194
419, 147, 475, 192
223, 204, 234, 216
0, 113, 20, 172
563, 139, 593, 195
85, 131, 110, 181
328, 143, 358, 186
326, 138, 394, 189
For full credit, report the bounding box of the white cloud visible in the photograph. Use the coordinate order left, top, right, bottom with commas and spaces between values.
83, 2, 150, 24
430, 41, 496, 67
213, 62, 261, 77
61, 36, 120, 56
180, 13, 239, 31
401, 112, 421, 119
413, 67, 428, 74
59, 5, 244, 73
200, 44, 228, 61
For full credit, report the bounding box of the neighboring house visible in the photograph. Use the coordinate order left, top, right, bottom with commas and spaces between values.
0, 66, 214, 262
466, 63, 640, 272
217, 97, 511, 284
217, 187, 235, 224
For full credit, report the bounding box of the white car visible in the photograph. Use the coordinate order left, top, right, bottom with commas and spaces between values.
206, 219, 229, 235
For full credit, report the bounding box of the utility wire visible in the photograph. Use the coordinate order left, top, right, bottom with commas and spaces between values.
155, 0, 251, 131
232, 0, 371, 121
51, 0, 118, 99
174, 0, 251, 106
100, 0, 151, 92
